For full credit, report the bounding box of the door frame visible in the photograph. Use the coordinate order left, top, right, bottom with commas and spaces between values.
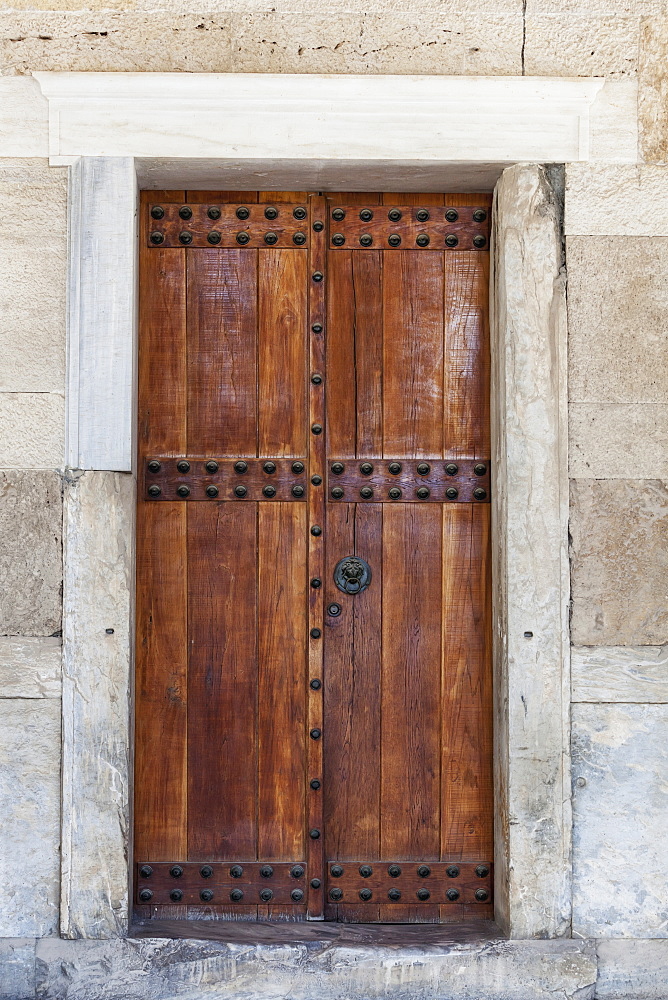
43, 72, 577, 940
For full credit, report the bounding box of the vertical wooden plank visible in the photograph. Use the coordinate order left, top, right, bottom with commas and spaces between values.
353, 253, 383, 457
441, 503, 493, 862
186, 502, 258, 861
187, 248, 258, 457
326, 251, 357, 460
186, 191, 258, 203
443, 252, 490, 459
258, 191, 309, 204
258, 250, 308, 457
382, 194, 445, 207
382, 251, 444, 458
380, 503, 442, 922
258, 502, 307, 860
134, 502, 188, 860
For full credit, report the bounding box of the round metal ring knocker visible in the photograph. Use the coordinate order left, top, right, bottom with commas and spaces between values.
333, 556, 372, 595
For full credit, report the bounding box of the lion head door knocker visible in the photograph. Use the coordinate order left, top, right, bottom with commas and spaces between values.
333, 556, 372, 595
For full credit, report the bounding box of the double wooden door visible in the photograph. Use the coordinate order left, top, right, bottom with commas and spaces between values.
135, 190, 492, 924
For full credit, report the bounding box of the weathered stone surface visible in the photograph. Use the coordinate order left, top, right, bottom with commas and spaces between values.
61, 471, 133, 938
0, 392, 64, 468
0, 939, 35, 1000
569, 403, 668, 478
572, 644, 668, 702
0, 471, 62, 636
0, 699, 60, 937
5, 0, 524, 10
0, 159, 66, 393
597, 939, 668, 998
0, 12, 523, 75
587, 78, 639, 164
570, 479, 668, 645
0, 636, 61, 699
492, 165, 571, 937
0, 78, 48, 156
524, 15, 640, 77
572, 703, 668, 937
565, 164, 668, 236
567, 237, 668, 403
34, 937, 597, 1000
639, 17, 668, 163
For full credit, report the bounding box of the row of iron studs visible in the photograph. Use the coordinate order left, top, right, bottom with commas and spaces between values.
149, 203, 309, 246
331, 206, 487, 222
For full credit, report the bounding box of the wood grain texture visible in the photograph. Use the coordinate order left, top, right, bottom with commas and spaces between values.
187, 502, 258, 861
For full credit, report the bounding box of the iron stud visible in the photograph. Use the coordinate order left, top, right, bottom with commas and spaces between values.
170, 889, 183, 902
331, 234, 345, 246
388, 208, 402, 221
177, 460, 190, 473
236, 206, 250, 220
148, 485, 161, 497
388, 888, 401, 900
200, 865, 213, 878
310, 779, 321, 789
260, 865, 274, 878
200, 889, 214, 902
310, 631, 322, 642
331, 462, 344, 474
446, 487, 459, 499
179, 206, 192, 220
359, 888, 372, 901
445, 463, 458, 475
475, 865, 490, 878
293, 233, 307, 245
234, 485, 247, 498
388, 865, 402, 877
473, 235, 487, 248
310, 878, 321, 889
417, 888, 430, 901
331, 865, 344, 877
445, 208, 459, 222
205, 460, 219, 473
417, 463, 430, 475
230, 865, 243, 878
446, 888, 460, 902
388, 487, 401, 499
328, 603, 341, 616
311, 475, 322, 486
310, 728, 322, 739
312, 271, 324, 282
264, 206, 278, 220
360, 487, 373, 499
312, 323, 323, 333
417, 865, 431, 878
206, 485, 219, 498
311, 373, 323, 385
208, 207, 221, 220
293, 207, 307, 220
313, 221, 324, 232
291, 865, 305, 879
388, 462, 402, 474
309, 829, 321, 839
329, 888, 343, 900
359, 865, 372, 878
179, 231, 193, 245
311, 525, 322, 536
360, 462, 374, 475
359, 208, 374, 221
139, 888, 153, 902
207, 231, 221, 245
292, 461, 305, 473
230, 888, 244, 901
139, 865, 153, 878
291, 888, 304, 901
416, 234, 430, 247
416, 209, 430, 221
359, 234, 373, 246
150, 206, 164, 220
416, 486, 430, 499
263, 485, 276, 498
292, 485, 305, 497
147, 460, 161, 473
263, 461, 276, 474
474, 463, 487, 476
150, 231, 164, 245
170, 865, 184, 878
235, 461, 248, 474
176, 485, 190, 497
236, 232, 250, 245
445, 234, 459, 247
473, 487, 487, 500
475, 888, 490, 901
311, 423, 323, 434
332, 208, 345, 221
310, 578, 322, 588
473, 209, 487, 222
388, 234, 401, 246
446, 865, 460, 878
264, 232, 278, 245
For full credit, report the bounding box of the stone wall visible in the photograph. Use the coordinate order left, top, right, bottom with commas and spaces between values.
0, 1, 667, 996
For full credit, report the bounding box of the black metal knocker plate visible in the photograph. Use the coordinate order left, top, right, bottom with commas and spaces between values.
333, 556, 372, 595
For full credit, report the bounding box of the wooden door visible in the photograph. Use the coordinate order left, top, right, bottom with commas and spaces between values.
134, 191, 493, 925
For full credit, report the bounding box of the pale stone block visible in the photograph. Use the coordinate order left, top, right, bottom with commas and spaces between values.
0, 12, 522, 75
639, 17, 668, 163
567, 237, 668, 403
597, 939, 668, 998
0, 78, 48, 156
492, 164, 571, 937
61, 471, 133, 938
0, 159, 66, 393
0, 392, 64, 468
528, 0, 663, 10
569, 403, 668, 478
572, 645, 668, 702
565, 164, 668, 236
34, 937, 597, 1000
524, 15, 640, 77
570, 479, 668, 646
0, 939, 35, 1000
0, 699, 60, 937
7, 0, 524, 10
0, 636, 61, 699
0, 470, 62, 637
572, 703, 668, 937
587, 78, 639, 164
